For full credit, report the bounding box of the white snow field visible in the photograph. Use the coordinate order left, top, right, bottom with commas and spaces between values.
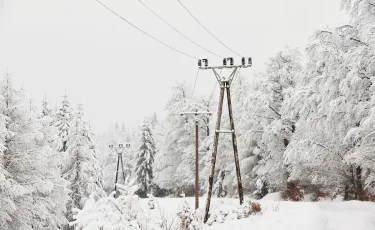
139, 195, 375, 230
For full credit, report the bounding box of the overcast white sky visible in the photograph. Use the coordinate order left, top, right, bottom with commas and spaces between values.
0, 0, 349, 132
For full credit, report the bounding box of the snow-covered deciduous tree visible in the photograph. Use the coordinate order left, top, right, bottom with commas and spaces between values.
339, 0, 375, 198
63, 104, 103, 223
55, 93, 74, 152
135, 121, 156, 198
282, 22, 374, 197
154, 83, 193, 192
255, 48, 302, 191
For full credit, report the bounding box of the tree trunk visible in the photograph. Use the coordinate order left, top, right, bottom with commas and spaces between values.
356, 166, 363, 201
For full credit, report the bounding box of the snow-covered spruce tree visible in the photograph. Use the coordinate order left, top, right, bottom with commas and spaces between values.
55, 93, 74, 152
0, 77, 14, 229
41, 94, 52, 117
63, 104, 103, 223
0, 75, 69, 229
135, 121, 156, 198
38, 94, 70, 228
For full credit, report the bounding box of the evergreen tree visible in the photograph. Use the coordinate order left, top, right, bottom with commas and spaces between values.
55, 93, 74, 152
135, 121, 156, 197
41, 94, 52, 117
63, 104, 103, 223
0, 75, 69, 229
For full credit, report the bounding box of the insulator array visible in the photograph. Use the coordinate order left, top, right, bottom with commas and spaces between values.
198, 57, 252, 68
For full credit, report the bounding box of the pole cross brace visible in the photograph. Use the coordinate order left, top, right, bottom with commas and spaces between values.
216, 129, 234, 133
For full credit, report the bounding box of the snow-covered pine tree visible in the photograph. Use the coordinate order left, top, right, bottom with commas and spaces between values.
0, 76, 14, 229
0, 75, 69, 229
42, 94, 52, 117
63, 104, 103, 223
135, 121, 156, 198
38, 95, 70, 229
55, 93, 74, 152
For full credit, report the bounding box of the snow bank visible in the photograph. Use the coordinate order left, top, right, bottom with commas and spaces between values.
73, 194, 375, 230
261, 192, 282, 201
140, 197, 375, 230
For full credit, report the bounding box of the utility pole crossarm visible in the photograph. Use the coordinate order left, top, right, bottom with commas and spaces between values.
180, 111, 212, 116
216, 129, 234, 133
199, 64, 251, 70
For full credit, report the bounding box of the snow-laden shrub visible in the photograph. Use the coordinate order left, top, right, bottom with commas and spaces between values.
177, 200, 203, 230
281, 181, 303, 201
204, 200, 264, 227
236, 203, 250, 219
206, 204, 237, 226
70, 178, 143, 230
249, 202, 262, 215
236, 200, 262, 219
253, 179, 269, 199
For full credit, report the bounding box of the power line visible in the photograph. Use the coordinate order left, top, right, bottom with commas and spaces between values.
231, 68, 241, 86
191, 68, 200, 96
208, 69, 222, 101
96, 0, 198, 60
176, 0, 243, 57
137, 0, 223, 58
208, 81, 217, 101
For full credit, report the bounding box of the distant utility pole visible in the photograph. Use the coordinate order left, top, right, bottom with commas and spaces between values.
109, 143, 131, 196
198, 57, 252, 223
181, 109, 212, 210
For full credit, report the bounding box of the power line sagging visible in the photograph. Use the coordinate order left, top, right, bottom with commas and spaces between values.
137, 0, 223, 58
176, 0, 243, 57
96, 0, 198, 60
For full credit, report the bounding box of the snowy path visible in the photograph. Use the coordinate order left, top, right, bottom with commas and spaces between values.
316, 202, 375, 230
140, 197, 375, 230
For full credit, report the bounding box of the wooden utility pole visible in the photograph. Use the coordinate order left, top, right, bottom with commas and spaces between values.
198, 57, 252, 223
181, 110, 211, 209
109, 143, 130, 196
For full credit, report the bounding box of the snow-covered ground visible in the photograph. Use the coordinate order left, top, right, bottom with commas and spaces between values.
139, 195, 375, 230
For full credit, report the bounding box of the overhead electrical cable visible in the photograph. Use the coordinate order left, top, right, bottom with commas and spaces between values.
176, 0, 243, 57
191, 68, 200, 96
96, 0, 198, 60
137, 0, 223, 58
209, 81, 217, 101
208, 69, 223, 101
